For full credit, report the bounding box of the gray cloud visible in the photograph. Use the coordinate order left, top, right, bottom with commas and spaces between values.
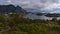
0, 0, 60, 13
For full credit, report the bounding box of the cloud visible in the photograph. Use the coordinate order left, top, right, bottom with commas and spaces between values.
0, 0, 60, 13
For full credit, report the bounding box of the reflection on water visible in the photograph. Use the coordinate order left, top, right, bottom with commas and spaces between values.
25, 13, 60, 20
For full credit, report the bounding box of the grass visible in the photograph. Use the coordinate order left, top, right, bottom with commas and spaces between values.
0, 14, 60, 34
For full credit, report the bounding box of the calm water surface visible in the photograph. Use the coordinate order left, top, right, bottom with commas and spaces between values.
25, 13, 60, 20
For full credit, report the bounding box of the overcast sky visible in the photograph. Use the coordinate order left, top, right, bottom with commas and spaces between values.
0, 0, 60, 13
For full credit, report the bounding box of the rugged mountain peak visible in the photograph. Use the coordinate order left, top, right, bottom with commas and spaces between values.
0, 4, 26, 14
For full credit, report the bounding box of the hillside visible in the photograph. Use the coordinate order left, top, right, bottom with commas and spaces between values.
0, 13, 60, 34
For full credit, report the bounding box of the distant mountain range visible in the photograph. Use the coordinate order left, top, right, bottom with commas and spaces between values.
0, 4, 60, 15
0, 4, 26, 14
25, 8, 60, 14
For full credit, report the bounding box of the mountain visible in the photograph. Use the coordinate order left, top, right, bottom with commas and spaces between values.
0, 4, 26, 14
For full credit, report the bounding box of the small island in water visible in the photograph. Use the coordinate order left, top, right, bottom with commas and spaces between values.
45, 14, 60, 17
36, 13, 60, 17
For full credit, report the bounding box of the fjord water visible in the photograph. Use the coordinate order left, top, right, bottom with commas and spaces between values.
25, 13, 60, 20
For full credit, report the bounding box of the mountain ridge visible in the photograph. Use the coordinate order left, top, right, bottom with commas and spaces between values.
0, 4, 26, 14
